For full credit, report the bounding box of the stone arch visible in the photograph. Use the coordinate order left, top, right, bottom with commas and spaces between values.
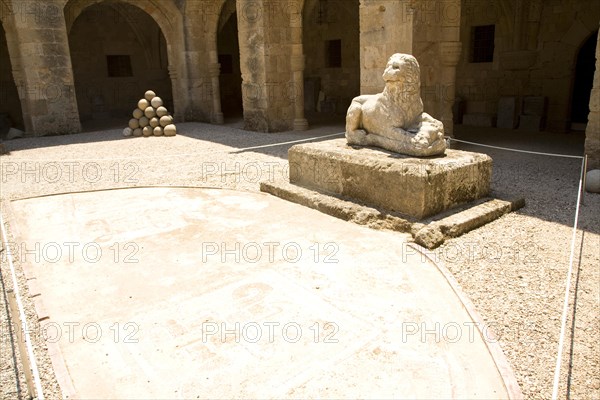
0, 18, 25, 135
0, 0, 10, 25
302, 0, 360, 124
549, 17, 600, 132
63, 0, 187, 122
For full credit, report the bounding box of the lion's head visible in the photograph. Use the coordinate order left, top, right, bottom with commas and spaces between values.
382, 53, 423, 125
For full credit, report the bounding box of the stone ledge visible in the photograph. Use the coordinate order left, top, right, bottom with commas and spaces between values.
261, 181, 524, 249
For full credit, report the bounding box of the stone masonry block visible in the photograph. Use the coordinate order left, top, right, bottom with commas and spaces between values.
288, 139, 492, 219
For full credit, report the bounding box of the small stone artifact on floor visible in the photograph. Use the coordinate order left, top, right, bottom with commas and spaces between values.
345, 53, 446, 157
123, 90, 177, 138
586, 169, 600, 193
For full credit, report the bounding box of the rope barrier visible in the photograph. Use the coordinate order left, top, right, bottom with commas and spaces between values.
551, 156, 586, 400
230, 132, 345, 153
447, 137, 585, 159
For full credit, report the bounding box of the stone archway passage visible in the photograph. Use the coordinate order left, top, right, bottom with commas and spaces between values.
302, 0, 360, 124
8, 186, 522, 399
571, 30, 598, 128
217, 0, 244, 120
0, 22, 24, 135
67, 2, 173, 128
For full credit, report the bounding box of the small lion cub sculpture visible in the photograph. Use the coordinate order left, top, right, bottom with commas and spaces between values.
346, 53, 446, 157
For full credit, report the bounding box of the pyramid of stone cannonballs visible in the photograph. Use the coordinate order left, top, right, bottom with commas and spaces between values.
123, 90, 177, 137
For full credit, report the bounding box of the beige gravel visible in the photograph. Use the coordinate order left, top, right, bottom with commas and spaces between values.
1, 122, 598, 399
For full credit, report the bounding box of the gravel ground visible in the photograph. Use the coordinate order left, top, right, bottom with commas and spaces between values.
0, 122, 598, 399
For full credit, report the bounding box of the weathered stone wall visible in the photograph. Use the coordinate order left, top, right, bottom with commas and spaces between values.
1, 0, 596, 165
181, 0, 218, 123
68, 3, 172, 121
2, 0, 80, 135
456, 0, 600, 132
585, 22, 600, 169
234, 0, 300, 132
412, 0, 461, 136
302, 0, 360, 116
359, 0, 413, 95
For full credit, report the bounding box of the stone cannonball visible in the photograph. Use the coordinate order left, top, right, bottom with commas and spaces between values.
160, 115, 174, 127
149, 117, 160, 128
164, 124, 177, 137
133, 108, 144, 119
128, 118, 139, 129
144, 90, 156, 101
132, 128, 143, 137
151, 96, 163, 108
585, 169, 600, 193
138, 98, 150, 110
144, 106, 156, 119
142, 126, 153, 137
153, 126, 164, 136
156, 106, 168, 117
138, 116, 149, 128
123, 127, 133, 137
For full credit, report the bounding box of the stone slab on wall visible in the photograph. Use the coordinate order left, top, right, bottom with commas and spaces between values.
497, 97, 519, 129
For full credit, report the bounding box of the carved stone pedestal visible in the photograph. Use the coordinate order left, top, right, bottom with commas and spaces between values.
261, 139, 524, 249
286, 139, 492, 219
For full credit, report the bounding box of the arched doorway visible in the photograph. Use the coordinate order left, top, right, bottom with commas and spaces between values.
0, 22, 24, 137
217, 0, 243, 121
302, 0, 360, 125
570, 30, 598, 131
67, 2, 173, 129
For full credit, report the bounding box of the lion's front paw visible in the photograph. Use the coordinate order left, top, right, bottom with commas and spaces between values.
346, 129, 368, 145
412, 132, 432, 148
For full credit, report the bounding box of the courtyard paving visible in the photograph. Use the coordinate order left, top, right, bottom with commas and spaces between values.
6, 186, 517, 399
1, 121, 598, 399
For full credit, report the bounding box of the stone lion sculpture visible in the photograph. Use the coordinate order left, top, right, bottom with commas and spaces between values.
346, 53, 446, 157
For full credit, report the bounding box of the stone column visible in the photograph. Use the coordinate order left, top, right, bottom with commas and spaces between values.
584, 27, 600, 170
168, 64, 185, 123
8, 0, 80, 135
208, 55, 224, 124
439, 41, 462, 137
290, 7, 308, 131
360, 1, 413, 94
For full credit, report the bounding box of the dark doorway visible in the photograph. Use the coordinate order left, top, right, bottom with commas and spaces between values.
218, 1, 243, 120
0, 23, 24, 136
570, 30, 598, 127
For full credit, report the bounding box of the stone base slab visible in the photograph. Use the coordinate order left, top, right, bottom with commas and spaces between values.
260, 181, 524, 249
288, 139, 492, 219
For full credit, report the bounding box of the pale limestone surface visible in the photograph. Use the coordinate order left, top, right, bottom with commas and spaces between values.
346, 54, 446, 157
7, 187, 518, 399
